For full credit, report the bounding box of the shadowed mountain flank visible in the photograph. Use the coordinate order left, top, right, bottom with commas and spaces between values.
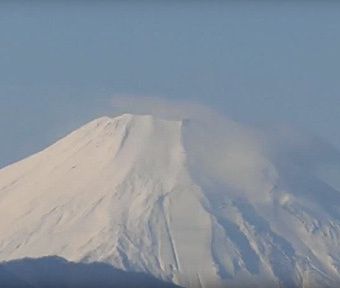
0, 256, 182, 288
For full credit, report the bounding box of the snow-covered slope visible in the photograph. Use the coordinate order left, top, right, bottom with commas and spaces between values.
1, 114, 340, 288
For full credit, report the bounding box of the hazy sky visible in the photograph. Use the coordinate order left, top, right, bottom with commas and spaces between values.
1, 1, 340, 168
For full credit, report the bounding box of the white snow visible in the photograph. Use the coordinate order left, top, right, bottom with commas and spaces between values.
0, 113, 340, 288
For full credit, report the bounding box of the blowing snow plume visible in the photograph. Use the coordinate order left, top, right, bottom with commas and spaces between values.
111, 95, 340, 192
0, 95, 340, 288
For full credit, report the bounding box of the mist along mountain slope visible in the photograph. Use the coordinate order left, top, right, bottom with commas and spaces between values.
0, 113, 340, 288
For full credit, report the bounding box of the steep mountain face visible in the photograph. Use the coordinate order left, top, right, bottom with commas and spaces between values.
0, 114, 340, 288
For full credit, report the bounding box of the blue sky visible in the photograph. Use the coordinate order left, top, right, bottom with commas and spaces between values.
1, 1, 340, 168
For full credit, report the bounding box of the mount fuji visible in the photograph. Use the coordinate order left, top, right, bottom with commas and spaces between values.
1, 113, 340, 288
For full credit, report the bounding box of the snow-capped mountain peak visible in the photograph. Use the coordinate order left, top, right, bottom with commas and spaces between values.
1, 114, 340, 288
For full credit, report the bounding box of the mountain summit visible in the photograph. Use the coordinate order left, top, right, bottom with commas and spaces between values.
1, 114, 340, 288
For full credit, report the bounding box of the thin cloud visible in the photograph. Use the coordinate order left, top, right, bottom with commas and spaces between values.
110, 94, 340, 193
